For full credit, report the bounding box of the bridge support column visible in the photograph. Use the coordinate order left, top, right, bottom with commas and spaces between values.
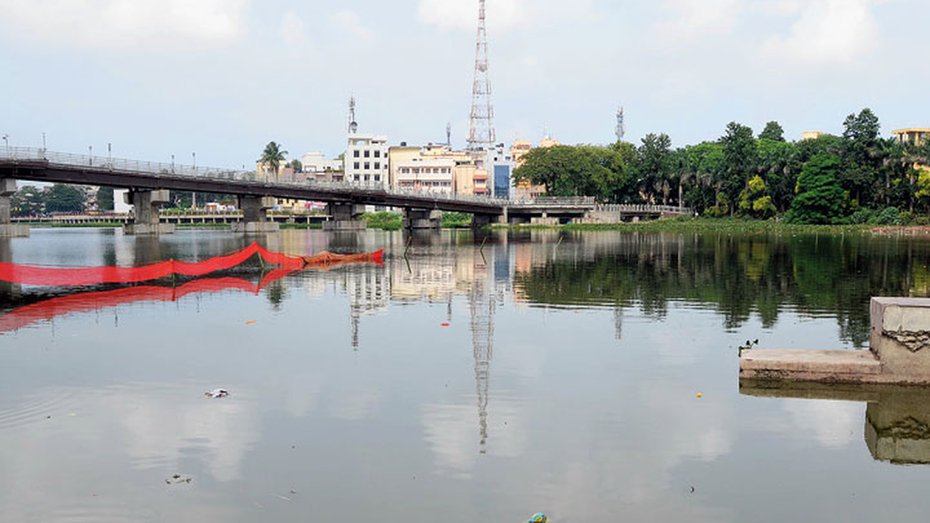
404, 208, 442, 230
233, 196, 280, 233
124, 189, 176, 235
472, 214, 495, 229
323, 203, 367, 231
0, 178, 29, 238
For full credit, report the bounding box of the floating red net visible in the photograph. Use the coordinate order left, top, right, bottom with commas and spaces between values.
0, 269, 297, 334
0, 242, 384, 287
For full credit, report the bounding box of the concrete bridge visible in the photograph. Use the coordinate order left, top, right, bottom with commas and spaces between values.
0, 146, 690, 236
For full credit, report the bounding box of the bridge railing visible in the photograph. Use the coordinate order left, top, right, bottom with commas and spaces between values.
509, 196, 596, 206
595, 204, 692, 214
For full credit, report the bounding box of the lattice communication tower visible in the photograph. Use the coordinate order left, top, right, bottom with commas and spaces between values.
467, 0, 496, 151
616, 107, 625, 142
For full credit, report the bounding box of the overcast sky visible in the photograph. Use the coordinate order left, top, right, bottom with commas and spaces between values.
1, 0, 928, 168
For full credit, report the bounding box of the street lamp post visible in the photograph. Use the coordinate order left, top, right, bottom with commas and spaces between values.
41, 133, 46, 156
192, 152, 197, 209
89, 145, 93, 166
171, 154, 175, 173
1, 134, 8, 157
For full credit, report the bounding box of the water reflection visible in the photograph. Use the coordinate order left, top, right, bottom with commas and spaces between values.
6, 229, 930, 520
741, 380, 930, 465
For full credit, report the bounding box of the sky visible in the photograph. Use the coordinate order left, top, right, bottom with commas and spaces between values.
1, 0, 929, 169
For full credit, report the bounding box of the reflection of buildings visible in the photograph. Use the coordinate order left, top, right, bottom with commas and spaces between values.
741, 382, 930, 465
343, 264, 390, 350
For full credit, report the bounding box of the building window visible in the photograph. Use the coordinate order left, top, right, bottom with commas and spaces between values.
364, 150, 370, 158
364, 162, 370, 170
374, 162, 380, 170
374, 175, 381, 182
354, 162, 360, 170
364, 175, 370, 182
374, 150, 381, 158
353, 150, 360, 158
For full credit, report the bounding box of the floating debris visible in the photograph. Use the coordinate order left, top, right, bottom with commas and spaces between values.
528, 513, 548, 523
245, 320, 257, 325
204, 389, 229, 399
166, 474, 192, 485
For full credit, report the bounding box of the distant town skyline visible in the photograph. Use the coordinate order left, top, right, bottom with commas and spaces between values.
2, 0, 929, 169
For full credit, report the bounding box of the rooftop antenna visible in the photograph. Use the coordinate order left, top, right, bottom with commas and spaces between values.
467, 0, 496, 152
348, 96, 358, 135
446, 122, 452, 148
615, 106, 625, 142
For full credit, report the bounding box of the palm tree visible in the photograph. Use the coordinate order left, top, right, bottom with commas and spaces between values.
258, 141, 288, 181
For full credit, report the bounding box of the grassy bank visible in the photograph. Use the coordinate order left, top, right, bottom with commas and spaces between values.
496, 217, 872, 235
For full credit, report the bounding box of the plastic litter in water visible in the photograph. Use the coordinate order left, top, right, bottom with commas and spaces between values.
528, 513, 548, 523
205, 389, 229, 399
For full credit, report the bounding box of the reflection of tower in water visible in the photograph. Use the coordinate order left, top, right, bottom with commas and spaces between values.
470, 247, 496, 454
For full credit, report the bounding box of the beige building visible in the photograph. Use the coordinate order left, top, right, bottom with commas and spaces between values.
800, 131, 825, 141
388, 144, 489, 195
893, 128, 930, 147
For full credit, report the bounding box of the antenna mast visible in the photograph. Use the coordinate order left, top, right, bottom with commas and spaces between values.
467, 0, 495, 152
615, 106, 625, 142
348, 96, 358, 135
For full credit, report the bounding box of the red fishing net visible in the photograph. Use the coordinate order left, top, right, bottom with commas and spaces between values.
0, 242, 306, 287
0, 269, 297, 334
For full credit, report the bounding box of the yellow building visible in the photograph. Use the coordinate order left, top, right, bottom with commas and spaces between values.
800, 131, 825, 141
893, 128, 930, 147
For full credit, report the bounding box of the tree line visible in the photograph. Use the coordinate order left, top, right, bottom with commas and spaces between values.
513, 108, 930, 224
9, 184, 233, 216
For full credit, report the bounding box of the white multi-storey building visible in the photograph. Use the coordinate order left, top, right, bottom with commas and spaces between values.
345, 135, 388, 187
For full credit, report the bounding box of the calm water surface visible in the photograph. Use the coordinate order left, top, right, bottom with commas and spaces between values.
3, 228, 930, 522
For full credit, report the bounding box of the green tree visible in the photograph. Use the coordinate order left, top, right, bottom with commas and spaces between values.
259, 141, 288, 181
739, 175, 776, 218
96, 186, 114, 211
289, 159, 302, 172
720, 122, 758, 215
634, 133, 675, 204
513, 145, 624, 199
10, 186, 45, 216
759, 121, 786, 142
786, 154, 847, 224
840, 108, 884, 207
756, 138, 799, 212
680, 142, 725, 213
44, 184, 85, 213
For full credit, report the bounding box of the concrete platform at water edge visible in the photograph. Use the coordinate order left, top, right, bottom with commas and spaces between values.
740, 298, 930, 385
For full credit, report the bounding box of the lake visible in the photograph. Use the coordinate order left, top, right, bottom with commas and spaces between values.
2, 227, 930, 522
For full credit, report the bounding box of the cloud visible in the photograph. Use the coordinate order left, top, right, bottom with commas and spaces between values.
761, 0, 884, 67
0, 0, 250, 50
330, 9, 373, 41
417, 0, 594, 32
656, 0, 743, 39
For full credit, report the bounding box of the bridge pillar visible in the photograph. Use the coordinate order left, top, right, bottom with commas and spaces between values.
0, 178, 29, 238
323, 203, 367, 231
404, 208, 442, 230
124, 189, 176, 235
233, 196, 280, 233
472, 214, 495, 229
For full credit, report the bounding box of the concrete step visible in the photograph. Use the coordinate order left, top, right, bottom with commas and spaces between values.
740, 349, 882, 383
